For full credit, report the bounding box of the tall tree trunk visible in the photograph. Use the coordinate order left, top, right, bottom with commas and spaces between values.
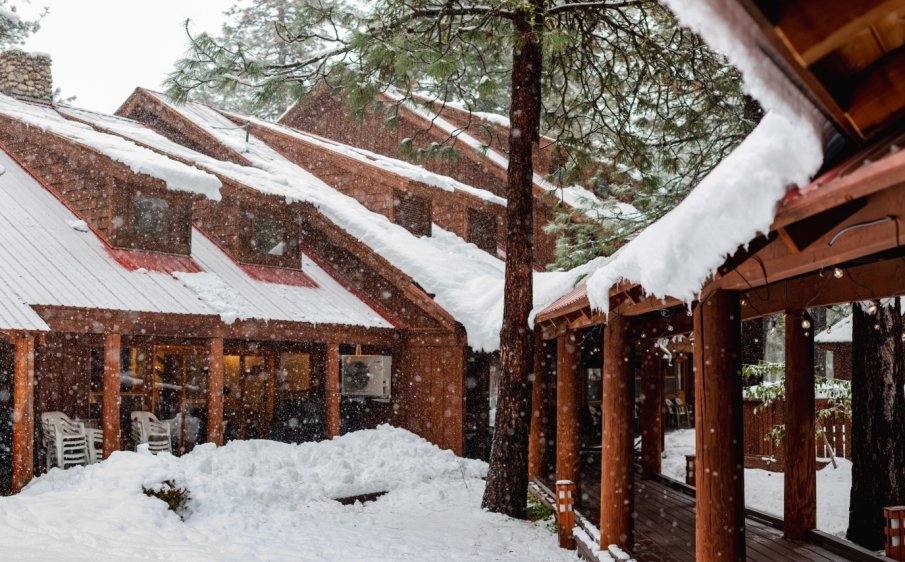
847, 299, 905, 549
481, 2, 544, 518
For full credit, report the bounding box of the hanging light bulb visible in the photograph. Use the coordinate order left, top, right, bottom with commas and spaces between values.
769, 321, 777, 336
739, 296, 748, 306
801, 318, 811, 330
833, 267, 844, 279
868, 302, 879, 315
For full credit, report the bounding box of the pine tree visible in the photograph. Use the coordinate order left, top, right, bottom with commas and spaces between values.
167, 0, 751, 518
848, 299, 905, 549
0, 2, 43, 49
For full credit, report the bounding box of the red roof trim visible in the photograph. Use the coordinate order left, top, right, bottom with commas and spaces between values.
107, 247, 202, 274
239, 263, 318, 288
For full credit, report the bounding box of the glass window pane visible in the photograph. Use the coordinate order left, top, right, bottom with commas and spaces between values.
133, 193, 170, 239
279, 353, 311, 392
255, 215, 286, 256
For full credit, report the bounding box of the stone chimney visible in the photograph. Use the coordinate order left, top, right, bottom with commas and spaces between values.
0, 49, 52, 102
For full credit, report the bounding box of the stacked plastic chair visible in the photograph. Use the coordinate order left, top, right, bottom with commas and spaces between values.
40, 412, 89, 470
131, 411, 172, 454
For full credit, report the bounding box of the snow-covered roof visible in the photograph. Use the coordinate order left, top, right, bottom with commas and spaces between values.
385, 92, 628, 217
131, 93, 517, 351
815, 315, 852, 344
0, 147, 390, 329
0, 94, 222, 200
226, 111, 507, 207
535, 0, 828, 317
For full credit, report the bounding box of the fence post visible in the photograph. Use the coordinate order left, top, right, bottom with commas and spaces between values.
555, 480, 576, 550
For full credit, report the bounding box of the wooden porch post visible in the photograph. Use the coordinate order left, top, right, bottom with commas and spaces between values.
556, 330, 581, 500
600, 314, 634, 551
207, 337, 225, 446
784, 309, 816, 539
325, 342, 341, 439
528, 330, 548, 481
640, 348, 663, 478
693, 291, 745, 561
11, 333, 35, 493
102, 332, 121, 459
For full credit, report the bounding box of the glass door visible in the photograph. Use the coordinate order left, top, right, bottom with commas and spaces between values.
223, 352, 273, 442
152, 346, 208, 455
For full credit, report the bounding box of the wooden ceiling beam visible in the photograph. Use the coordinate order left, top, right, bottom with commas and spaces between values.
844, 46, 905, 136
739, 255, 905, 320
720, 183, 905, 292
768, 0, 905, 65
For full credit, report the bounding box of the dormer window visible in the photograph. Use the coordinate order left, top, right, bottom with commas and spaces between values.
254, 215, 286, 256
393, 190, 431, 237
108, 180, 192, 256
133, 192, 170, 239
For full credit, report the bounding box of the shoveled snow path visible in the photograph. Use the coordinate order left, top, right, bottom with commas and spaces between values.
0, 426, 570, 561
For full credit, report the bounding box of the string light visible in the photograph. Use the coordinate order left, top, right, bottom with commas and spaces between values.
801, 318, 811, 330
769, 321, 778, 336
868, 302, 879, 315
739, 296, 748, 306
833, 267, 844, 279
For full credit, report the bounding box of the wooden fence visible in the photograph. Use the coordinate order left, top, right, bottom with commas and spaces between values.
743, 398, 851, 471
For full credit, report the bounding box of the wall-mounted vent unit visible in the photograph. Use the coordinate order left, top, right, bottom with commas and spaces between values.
341, 355, 392, 399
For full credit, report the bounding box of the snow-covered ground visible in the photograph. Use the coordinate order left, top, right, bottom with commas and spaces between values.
0, 426, 570, 561
663, 429, 851, 538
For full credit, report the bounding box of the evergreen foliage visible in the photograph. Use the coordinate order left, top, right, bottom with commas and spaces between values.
167, 0, 754, 269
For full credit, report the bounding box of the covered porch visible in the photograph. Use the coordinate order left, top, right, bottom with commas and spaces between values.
0, 310, 407, 494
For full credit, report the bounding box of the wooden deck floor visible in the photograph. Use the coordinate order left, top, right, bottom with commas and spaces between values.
554, 451, 865, 562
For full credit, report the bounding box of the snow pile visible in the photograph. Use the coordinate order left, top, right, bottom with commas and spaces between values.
0, 426, 571, 561
172, 271, 254, 324
0, 94, 221, 199
663, 429, 852, 538
571, 0, 828, 311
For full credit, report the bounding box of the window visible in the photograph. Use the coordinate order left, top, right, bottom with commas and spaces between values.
133, 193, 170, 239
254, 215, 286, 256
393, 190, 431, 237
278, 353, 311, 393
467, 208, 498, 253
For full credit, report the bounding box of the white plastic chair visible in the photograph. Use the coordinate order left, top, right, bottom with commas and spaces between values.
131, 411, 172, 454
674, 397, 692, 427
85, 427, 104, 464
40, 412, 89, 470
165, 413, 200, 450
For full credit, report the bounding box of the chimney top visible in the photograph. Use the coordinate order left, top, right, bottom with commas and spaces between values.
0, 49, 52, 102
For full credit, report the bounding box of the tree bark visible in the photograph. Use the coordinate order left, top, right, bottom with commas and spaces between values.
847, 299, 905, 549
481, 1, 544, 518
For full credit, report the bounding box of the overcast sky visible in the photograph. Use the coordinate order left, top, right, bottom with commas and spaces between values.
21, 1, 234, 113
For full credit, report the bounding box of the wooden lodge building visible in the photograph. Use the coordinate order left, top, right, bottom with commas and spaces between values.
529, 0, 905, 561
0, 51, 540, 493
280, 86, 634, 268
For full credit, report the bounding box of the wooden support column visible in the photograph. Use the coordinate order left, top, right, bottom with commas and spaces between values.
693, 291, 745, 562
784, 309, 817, 539
600, 315, 634, 551
207, 337, 225, 446
102, 332, 121, 459
640, 348, 664, 479
325, 342, 341, 439
11, 334, 35, 493
556, 331, 581, 500
528, 330, 548, 481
